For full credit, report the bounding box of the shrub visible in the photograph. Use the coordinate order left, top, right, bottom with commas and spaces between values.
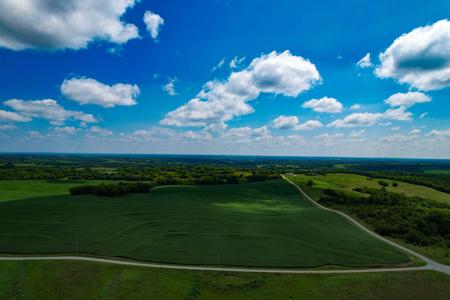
306, 179, 314, 187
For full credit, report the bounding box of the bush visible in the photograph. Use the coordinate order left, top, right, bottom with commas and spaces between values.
306, 179, 314, 187
70, 182, 154, 197
378, 180, 389, 187
392, 182, 398, 187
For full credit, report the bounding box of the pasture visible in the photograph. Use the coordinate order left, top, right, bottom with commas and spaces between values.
288, 173, 450, 204
0, 260, 449, 300
0, 180, 410, 268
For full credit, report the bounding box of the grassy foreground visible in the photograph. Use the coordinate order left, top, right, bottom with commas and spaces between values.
0, 260, 449, 300
0, 180, 409, 268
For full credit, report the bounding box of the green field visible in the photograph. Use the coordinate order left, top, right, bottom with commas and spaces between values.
289, 173, 450, 204
0, 260, 449, 300
0, 180, 410, 268
0, 180, 116, 202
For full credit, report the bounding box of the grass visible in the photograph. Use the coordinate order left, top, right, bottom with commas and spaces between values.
0, 180, 115, 202
290, 173, 450, 204
0, 179, 410, 268
0, 260, 449, 300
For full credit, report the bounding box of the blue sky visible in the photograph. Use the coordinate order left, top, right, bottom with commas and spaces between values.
0, 0, 449, 158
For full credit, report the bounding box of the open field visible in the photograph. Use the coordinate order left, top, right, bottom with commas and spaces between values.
289, 173, 450, 204
0, 260, 449, 300
0, 180, 410, 268
0, 180, 116, 202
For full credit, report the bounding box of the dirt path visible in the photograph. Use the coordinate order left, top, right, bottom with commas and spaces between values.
0, 176, 448, 276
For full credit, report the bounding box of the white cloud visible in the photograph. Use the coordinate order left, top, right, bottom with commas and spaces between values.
162, 78, 178, 96
143, 11, 164, 40
409, 128, 421, 136
229, 56, 246, 69
328, 105, 413, 128
302, 97, 343, 113
356, 53, 373, 68
419, 112, 428, 119
52, 126, 79, 135
4, 99, 97, 125
294, 120, 323, 131
89, 126, 113, 136
161, 50, 321, 127
328, 112, 383, 128
0, 123, 17, 130
61, 77, 140, 108
349, 129, 365, 138
426, 129, 450, 137
0, 110, 31, 122
375, 19, 450, 91
271, 116, 299, 129
350, 104, 361, 110
383, 106, 412, 121
0, 0, 139, 50
211, 58, 225, 72
314, 133, 345, 145
385, 92, 431, 107
380, 133, 413, 143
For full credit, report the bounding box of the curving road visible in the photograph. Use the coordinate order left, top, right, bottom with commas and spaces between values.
281, 175, 450, 276
0, 176, 448, 276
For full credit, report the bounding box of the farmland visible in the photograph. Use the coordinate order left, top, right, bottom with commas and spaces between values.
0, 179, 410, 268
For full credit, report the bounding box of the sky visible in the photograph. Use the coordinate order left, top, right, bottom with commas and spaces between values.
0, 0, 450, 158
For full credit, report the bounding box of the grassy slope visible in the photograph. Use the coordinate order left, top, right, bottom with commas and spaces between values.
290, 173, 450, 204
0, 180, 409, 268
0, 260, 449, 300
0, 180, 116, 202
287, 174, 450, 264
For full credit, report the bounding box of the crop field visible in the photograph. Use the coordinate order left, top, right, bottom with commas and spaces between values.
0, 180, 410, 268
1, 260, 449, 300
289, 173, 450, 204
0, 180, 115, 202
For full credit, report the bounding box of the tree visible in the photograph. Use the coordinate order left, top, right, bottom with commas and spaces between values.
306, 179, 314, 187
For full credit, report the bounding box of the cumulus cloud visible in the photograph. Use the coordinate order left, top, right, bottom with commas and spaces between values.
328, 112, 382, 128
328, 105, 413, 128
383, 106, 413, 121
375, 19, 450, 91
143, 11, 164, 40
0, 110, 31, 122
271, 115, 299, 129
162, 78, 178, 96
4, 99, 97, 125
302, 97, 343, 113
385, 92, 431, 107
61, 77, 140, 108
295, 120, 323, 131
426, 128, 450, 137
52, 126, 79, 135
0, 0, 139, 50
89, 126, 113, 136
161, 50, 321, 127
356, 53, 373, 68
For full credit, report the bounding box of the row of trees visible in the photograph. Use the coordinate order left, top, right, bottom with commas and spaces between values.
70, 182, 155, 197
319, 188, 450, 248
